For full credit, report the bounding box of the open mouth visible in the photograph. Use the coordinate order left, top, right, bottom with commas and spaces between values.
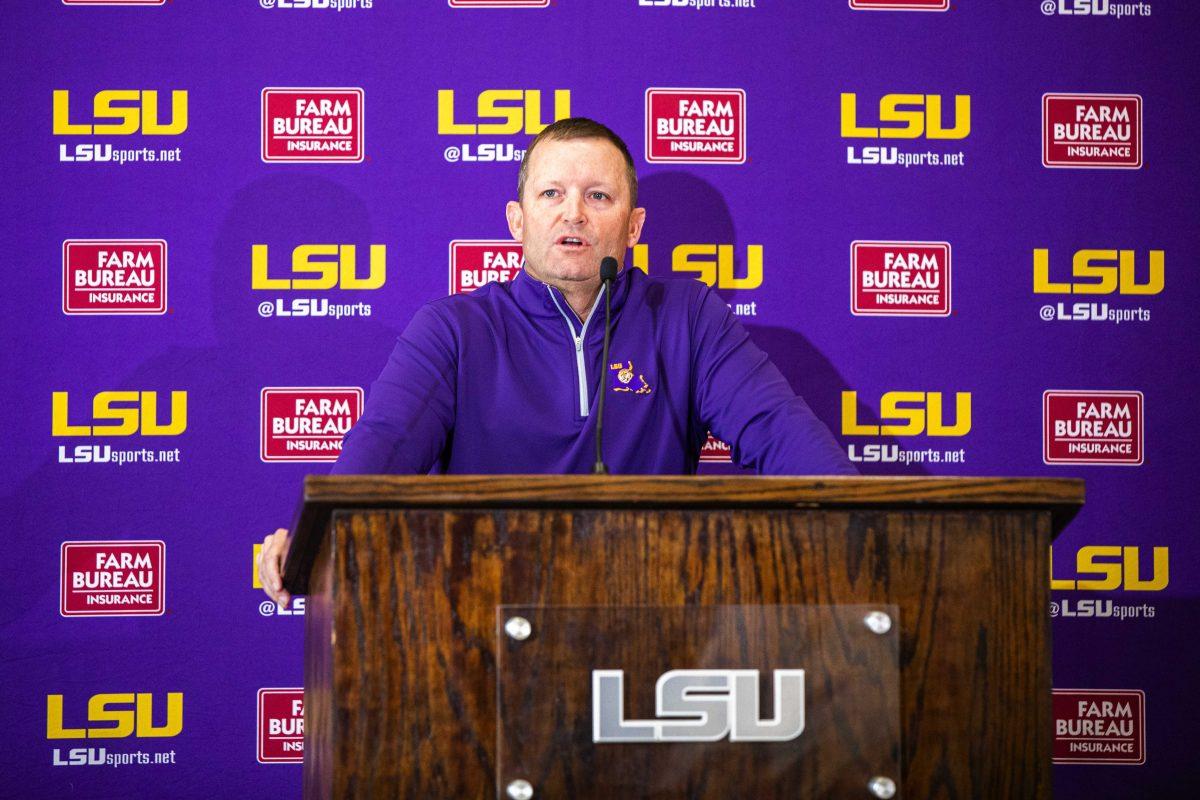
556, 235, 590, 250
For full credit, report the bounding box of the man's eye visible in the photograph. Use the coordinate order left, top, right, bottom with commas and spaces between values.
541, 189, 559, 198
590, 192, 610, 201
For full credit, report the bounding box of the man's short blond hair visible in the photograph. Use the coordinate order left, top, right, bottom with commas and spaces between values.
517, 117, 639, 207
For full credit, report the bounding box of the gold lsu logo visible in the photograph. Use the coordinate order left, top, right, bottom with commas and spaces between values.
1034, 249, 1164, 295
631, 244, 763, 290
841, 93, 970, 140
52, 391, 187, 437
437, 89, 570, 135
610, 361, 653, 395
47, 693, 183, 739
53, 90, 188, 135
1051, 546, 1168, 591
841, 391, 971, 436
252, 244, 387, 290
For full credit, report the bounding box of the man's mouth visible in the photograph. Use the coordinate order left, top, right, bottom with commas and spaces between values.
555, 235, 591, 250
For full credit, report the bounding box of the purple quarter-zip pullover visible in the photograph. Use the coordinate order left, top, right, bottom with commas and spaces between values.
331, 267, 855, 476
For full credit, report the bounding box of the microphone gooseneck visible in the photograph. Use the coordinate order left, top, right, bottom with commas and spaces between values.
592, 257, 619, 475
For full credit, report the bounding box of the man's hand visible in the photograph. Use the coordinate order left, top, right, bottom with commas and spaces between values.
258, 528, 292, 609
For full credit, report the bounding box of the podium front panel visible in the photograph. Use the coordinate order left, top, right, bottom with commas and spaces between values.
496, 604, 901, 800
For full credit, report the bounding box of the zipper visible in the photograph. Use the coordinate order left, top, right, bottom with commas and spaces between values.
547, 285, 607, 417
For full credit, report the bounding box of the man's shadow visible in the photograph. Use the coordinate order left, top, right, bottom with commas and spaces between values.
637, 171, 928, 476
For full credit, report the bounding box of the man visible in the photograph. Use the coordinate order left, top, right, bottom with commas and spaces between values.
259, 118, 853, 607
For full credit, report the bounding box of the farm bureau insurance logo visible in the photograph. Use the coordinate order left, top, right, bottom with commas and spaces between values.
53, 89, 186, 165
449, 240, 524, 295
1050, 544, 1166, 622
260, 387, 363, 462
1041, 0, 1151, 18
645, 89, 746, 164
252, 243, 383, 319
438, 89, 570, 164
1053, 689, 1145, 765
842, 92, 969, 168
261, 88, 363, 163
53, 390, 186, 466
63, 240, 166, 315
60, 540, 165, 617
1043, 94, 1142, 169
1043, 390, 1143, 465
258, 689, 304, 763
850, 0, 948, 9
1035, 248, 1161, 324
842, 390, 970, 466
699, 433, 732, 463
851, 241, 950, 316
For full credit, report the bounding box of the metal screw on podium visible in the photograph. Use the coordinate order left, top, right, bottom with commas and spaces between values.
504, 616, 532, 641
868, 776, 896, 798
506, 778, 534, 799
863, 610, 892, 635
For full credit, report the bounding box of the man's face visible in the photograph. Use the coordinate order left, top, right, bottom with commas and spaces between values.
506, 137, 646, 287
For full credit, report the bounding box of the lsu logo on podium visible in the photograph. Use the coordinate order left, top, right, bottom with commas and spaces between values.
47, 693, 183, 739
260, 387, 363, 462
1042, 93, 1142, 169
849, 0, 948, 9
449, 240, 524, 295
52, 391, 187, 437
1043, 390, 1143, 465
258, 688, 304, 763
63, 240, 167, 315
60, 541, 165, 617
261, 88, 364, 163
53, 90, 187, 136
851, 241, 950, 316
644, 88, 746, 164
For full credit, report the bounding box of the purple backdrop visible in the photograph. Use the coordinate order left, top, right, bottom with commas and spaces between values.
2, 1, 1196, 797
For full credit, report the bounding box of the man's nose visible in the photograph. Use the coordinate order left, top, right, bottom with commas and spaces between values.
561, 191, 587, 225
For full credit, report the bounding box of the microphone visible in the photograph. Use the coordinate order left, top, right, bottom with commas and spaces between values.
592, 256, 619, 475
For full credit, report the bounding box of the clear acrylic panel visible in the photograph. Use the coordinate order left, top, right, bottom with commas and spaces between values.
496, 604, 900, 800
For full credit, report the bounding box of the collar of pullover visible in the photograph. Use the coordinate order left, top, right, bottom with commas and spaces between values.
509, 263, 635, 324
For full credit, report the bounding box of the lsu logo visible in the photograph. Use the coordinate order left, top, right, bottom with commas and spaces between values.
1052, 690, 1145, 765
52, 391, 187, 437
437, 89, 570, 135
47, 693, 183, 739
1043, 390, 1143, 465
631, 244, 762, 290
449, 240, 523, 295
258, 688, 304, 763
261, 88, 364, 163
260, 387, 363, 462
699, 433, 732, 463
1034, 249, 1163, 295
842, 391, 972, 436
53, 90, 187, 136
850, 0, 947, 8
851, 241, 950, 316
645, 88, 746, 164
1051, 546, 1168, 591
1043, 94, 1142, 169
63, 239, 167, 315
841, 93, 970, 140
60, 541, 165, 617
251, 244, 386, 290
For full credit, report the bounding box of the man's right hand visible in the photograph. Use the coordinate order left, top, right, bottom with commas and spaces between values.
258, 528, 292, 609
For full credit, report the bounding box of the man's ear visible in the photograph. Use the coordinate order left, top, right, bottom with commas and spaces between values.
506, 200, 524, 242
626, 207, 647, 248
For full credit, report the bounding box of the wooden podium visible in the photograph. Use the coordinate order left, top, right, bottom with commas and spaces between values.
283, 475, 1083, 800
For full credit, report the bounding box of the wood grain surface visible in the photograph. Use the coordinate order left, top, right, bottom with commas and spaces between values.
305, 503, 1055, 799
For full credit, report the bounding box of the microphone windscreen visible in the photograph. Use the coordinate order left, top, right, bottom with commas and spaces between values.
600, 256, 619, 283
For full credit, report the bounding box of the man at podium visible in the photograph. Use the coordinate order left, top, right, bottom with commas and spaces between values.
259, 117, 852, 606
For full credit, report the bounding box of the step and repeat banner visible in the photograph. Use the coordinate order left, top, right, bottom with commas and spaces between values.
2, 1, 1196, 798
